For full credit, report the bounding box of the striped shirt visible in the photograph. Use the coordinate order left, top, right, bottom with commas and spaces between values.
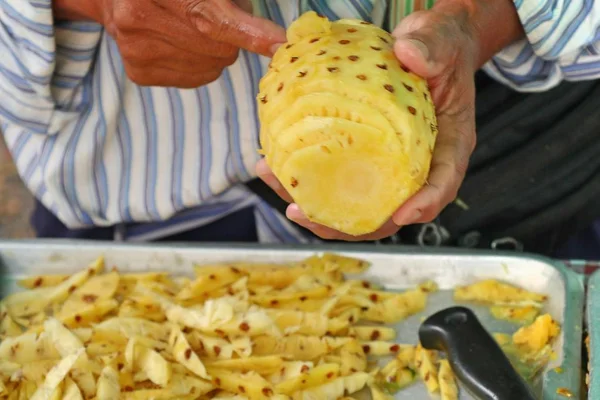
1, 0, 600, 243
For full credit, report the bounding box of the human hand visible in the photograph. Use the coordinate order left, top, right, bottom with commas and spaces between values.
68, 0, 286, 87
256, 2, 478, 241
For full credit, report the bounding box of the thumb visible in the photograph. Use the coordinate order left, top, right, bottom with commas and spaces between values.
193, 0, 286, 57
233, 0, 254, 14
391, 12, 456, 78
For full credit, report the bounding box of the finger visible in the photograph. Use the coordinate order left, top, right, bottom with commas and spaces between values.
117, 25, 240, 60
255, 158, 294, 203
123, 62, 224, 88
392, 112, 475, 226
123, 45, 237, 73
189, 0, 286, 57
391, 11, 464, 79
233, 0, 253, 14
287, 204, 400, 242
120, 39, 237, 71
129, 57, 233, 76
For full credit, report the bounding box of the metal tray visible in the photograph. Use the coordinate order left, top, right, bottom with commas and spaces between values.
586, 270, 600, 399
0, 240, 585, 399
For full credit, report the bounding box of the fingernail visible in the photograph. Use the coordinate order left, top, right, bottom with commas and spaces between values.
286, 204, 303, 220
406, 209, 423, 225
408, 39, 429, 61
395, 208, 422, 226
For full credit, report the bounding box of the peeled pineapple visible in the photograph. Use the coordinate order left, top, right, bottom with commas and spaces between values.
257, 11, 438, 235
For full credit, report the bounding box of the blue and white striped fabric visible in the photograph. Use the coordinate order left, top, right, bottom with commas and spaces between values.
1, 0, 600, 242
482, 0, 600, 91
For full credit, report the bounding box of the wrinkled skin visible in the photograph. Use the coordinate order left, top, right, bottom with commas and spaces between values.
257, 7, 478, 241
54, 0, 287, 87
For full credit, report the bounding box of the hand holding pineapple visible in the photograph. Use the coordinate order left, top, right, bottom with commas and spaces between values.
257, 6, 477, 240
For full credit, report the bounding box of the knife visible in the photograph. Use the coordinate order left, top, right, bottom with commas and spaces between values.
419, 306, 537, 400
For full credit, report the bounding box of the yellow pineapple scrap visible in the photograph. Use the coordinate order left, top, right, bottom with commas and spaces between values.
492, 333, 512, 347
490, 305, 540, 325
257, 11, 438, 236
512, 314, 560, 354
454, 279, 547, 305
438, 360, 458, 400
414, 344, 439, 394
349, 326, 396, 341
361, 287, 429, 323
376, 358, 416, 393
396, 345, 416, 369
586, 335, 590, 387
291, 372, 369, 400
369, 384, 394, 400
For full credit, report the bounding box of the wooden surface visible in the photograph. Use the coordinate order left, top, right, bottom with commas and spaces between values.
0, 136, 34, 238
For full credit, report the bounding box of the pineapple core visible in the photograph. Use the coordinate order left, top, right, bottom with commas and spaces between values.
257, 11, 438, 235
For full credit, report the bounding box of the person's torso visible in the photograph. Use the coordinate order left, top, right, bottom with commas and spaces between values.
8, 1, 437, 230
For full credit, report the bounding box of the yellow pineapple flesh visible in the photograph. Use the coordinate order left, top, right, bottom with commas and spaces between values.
512, 314, 560, 354
257, 11, 437, 235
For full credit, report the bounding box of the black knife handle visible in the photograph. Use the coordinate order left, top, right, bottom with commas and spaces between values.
418, 306, 537, 400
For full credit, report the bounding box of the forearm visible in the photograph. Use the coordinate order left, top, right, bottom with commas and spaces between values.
433, 0, 525, 69
53, 0, 100, 22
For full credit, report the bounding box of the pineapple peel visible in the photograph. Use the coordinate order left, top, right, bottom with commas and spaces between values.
286, 11, 332, 42
257, 11, 438, 235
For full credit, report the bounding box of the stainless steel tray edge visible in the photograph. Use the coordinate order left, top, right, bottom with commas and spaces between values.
0, 239, 586, 399
586, 270, 600, 399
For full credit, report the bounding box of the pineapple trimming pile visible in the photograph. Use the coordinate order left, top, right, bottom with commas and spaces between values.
0, 255, 560, 400
257, 12, 438, 235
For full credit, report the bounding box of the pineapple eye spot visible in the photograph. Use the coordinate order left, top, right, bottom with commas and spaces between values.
298, 71, 307, 78
290, 178, 298, 188
339, 40, 351, 45
408, 106, 417, 115
348, 55, 359, 61
277, 83, 284, 92
317, 50, 327, 56
424, 93, 428, 100
348, 136, 354, 145
320, 145, 332, 154
360, 21, 371, 25
370, 46, 382, 51
347, 28, 357, 33
310, 38, 320, 43
379, 36, 390, 44
285, 44, 294, 49
328, 67, 340, 73
290, 57, 299, 63
376, 63, 387, 70
401, 64, 410, 73
384, 84, 395, 93
260, 95, 268, 104
333, 56, 341, 61
403, 83, 414, 92
356, 74, 367, 80
416, 139, 421, 145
